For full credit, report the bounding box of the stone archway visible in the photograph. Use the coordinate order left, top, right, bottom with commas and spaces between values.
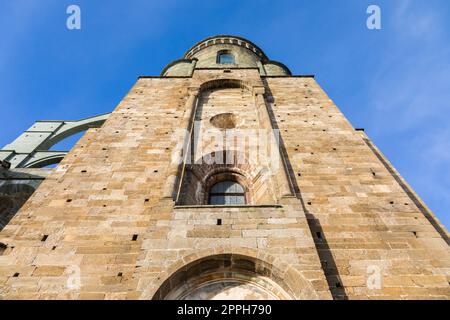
152, 252, 301, 300
177, 150, 277, 205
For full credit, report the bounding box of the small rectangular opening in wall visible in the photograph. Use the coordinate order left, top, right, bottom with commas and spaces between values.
13, 273, 20, 277
223, 69, 232, 73
66, 199, 72, 203
316, 232, 322, 239
117, 272, 123, 277
413, 231, 417, 237
132, 234, 138, 241
81, 170, 87, 173
144, 199, 149, 203
217, 219, 222, 226
335, 282, 342, 288
41, 235, 48, 242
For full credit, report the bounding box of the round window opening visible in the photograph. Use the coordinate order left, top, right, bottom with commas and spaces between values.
210, 113, 238, 129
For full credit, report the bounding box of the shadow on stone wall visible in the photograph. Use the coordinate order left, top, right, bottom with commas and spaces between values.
262, 79, 348, 300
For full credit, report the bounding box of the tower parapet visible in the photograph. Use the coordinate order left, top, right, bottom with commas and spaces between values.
161, 35, 291, 77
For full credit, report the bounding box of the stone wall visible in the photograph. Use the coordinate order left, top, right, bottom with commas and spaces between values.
265, 77, 450, 299
0, 66, 448, 300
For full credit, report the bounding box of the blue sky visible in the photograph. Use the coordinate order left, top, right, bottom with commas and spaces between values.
1, 0, 449, 228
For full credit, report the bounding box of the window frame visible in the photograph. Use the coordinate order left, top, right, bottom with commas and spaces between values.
217, 50, 235, 65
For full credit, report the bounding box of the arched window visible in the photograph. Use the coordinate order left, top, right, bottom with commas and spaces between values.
208, 181, 245, 205
217, 51, 235, 64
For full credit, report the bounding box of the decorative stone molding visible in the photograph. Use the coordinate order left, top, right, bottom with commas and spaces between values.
199, 78, 250, 93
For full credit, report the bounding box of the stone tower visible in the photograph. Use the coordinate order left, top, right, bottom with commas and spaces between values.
0, 35, 449, 300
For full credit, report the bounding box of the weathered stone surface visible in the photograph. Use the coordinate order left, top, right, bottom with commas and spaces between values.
0, 35, 448, 300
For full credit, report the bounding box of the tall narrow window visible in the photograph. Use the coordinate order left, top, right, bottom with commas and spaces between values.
217, 51, 235, 64
209, 181, 246, 205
